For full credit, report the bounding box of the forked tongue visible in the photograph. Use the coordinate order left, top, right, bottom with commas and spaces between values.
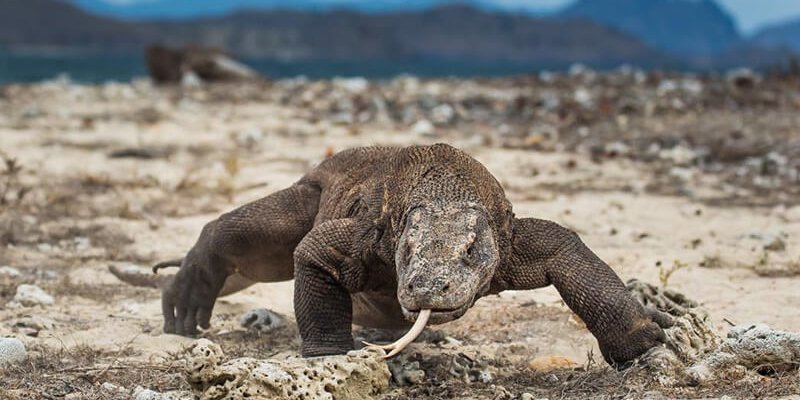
362, 309, 431, 358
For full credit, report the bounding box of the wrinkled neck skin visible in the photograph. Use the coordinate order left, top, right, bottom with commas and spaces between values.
392, 193, 501, 325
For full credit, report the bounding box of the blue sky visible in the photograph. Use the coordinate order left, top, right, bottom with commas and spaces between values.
88, 0, 800, 33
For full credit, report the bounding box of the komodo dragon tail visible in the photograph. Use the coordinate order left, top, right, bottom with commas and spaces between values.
110, 258, 256, 297
152, 258, 184, 273
108, 260, 180, 289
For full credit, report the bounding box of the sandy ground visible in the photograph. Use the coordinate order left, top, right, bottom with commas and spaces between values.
1, 76, 799, 399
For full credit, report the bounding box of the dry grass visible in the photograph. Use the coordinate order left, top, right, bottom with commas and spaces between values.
0, 341, 188, 400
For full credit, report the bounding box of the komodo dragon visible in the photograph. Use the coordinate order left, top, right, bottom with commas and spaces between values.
155, 144, 672, 366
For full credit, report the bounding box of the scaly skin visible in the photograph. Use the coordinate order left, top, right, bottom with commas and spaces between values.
159, 144, 671, 367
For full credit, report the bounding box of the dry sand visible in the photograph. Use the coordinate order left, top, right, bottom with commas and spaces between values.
0, 76, 798, 399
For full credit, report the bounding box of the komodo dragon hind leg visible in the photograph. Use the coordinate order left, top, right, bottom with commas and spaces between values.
162, 183, 321, 336
499, 217, 673, 368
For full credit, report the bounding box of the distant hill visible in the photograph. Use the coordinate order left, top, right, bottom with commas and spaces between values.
0, 0, 148, 52
2, 0, 796, 73
1, 1, 665, 68
148, 5, 663, 64
561, 0, 740, 55
70, 0, 458, 20
69, 0, 560, 20
754, 18, 800, 51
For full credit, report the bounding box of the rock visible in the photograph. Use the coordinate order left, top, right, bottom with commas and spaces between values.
101, 382, 126, 393
431, 104, 455, 124
759, 233, 787, 252
688, 324, 800, 385
0, 266, 21, 285
411, 119, 435, 137
238, 308, 285, 333
658, 145, 701, 166
527, 355, 578, 373
631, 281, 800, 386
726, 68, 759, 89
13, 284, 54, 307
236, 128, 265, 149
0, 337, 27, 366
14, 316, 55, 337
186, 339, 390, 400
334, 77, 369, 94
447, 353, 493, 383
0, 266, 21, 278
134, 386, 163, 400
573, 87, 593, 108
387, 354, 425, 386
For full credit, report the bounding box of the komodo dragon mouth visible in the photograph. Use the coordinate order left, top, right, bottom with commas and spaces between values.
362, 309, 431, 358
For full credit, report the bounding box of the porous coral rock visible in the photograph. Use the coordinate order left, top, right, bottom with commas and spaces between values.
186, 339, 390, 400
629, 280, 800, 386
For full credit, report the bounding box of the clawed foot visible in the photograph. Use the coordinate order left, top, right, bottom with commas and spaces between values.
160, 253, 228, 336
599, 306, 674, 369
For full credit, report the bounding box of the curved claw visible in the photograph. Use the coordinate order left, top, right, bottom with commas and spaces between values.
152, 258, 183, 274
363, 309, 431, 359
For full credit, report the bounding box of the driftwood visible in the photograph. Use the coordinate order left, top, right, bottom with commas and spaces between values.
145, 45, 260, 85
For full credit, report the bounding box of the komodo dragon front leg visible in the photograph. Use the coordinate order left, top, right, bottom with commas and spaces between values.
292, 218, 368, 357
161, 183, 320, 336
500, 218, 673, 367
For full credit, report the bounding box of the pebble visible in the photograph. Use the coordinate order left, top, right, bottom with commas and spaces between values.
14, 316, 55, 337
0, 266, 21, 285
0, 337, 27, 366
134, 386, 163, 400
101, 382, 126, 393
13, 284, 55, 307
238, 308, 285, 333
411, 119, 435, 137
0, 266, 21, 278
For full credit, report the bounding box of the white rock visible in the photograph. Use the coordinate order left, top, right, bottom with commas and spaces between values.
0, 266, 21, 278
431, 104, 455, 124
0, 266, 21, 286
236, 128, 264, 148
181, 71, 202, 88
0, 337, 27, 366
334, 77, 369, 93
659, 145, 700, 166
101, 382, 126, 393
239, 308, 285, 333
134, 386, 163, 400
14, 284, 55, 307
411, 119, 435, 137
573, 87, 593, 108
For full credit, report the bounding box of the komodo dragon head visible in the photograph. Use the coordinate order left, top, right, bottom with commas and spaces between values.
394, 201, 500, 325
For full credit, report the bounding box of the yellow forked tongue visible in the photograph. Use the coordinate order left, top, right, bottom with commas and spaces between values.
362, 309, 432, 359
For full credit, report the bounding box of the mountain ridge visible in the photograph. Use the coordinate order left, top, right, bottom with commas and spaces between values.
754, 18, 800, 51
2, 0, 797, 72
1, 1, 668, 68
560, 0, 740, 55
